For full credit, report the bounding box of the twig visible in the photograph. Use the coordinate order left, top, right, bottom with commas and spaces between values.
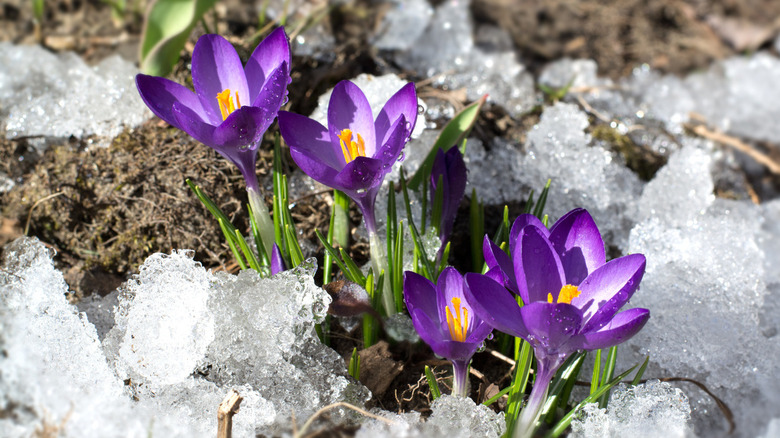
688, 122, 780, 175
295, 402, 395, 438
217, 389, 243, 438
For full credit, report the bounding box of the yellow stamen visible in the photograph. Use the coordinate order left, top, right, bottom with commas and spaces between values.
337, 129, 367, 164
445, 297, 470, 342
216, 89, 242, 121
548, 284, 581, 304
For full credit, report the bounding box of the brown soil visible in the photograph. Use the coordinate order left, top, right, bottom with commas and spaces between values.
0, 0, 775, 429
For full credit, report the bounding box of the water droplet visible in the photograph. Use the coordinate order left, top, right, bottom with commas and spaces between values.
417, 104, 424, 115
476, 342, 486, 352
486, 332, 494, 340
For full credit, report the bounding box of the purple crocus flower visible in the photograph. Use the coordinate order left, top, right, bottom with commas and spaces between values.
430, 147, 467, 247
135, 27, 291, 256
279, 80, 417, 314
270, 243, 286, 275
277, 80, 417, 232
464, 208, 649, 438
404, 267, 492, 397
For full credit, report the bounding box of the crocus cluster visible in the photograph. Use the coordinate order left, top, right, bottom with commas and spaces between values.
404, 208, 648, 437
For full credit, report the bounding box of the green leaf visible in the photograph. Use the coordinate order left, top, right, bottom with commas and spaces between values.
506, 339, 534, 436
331, 190, 350, 248
482, 385, 512, 407
533, 179, 551, 219
631, 356, 650, 386
409, 95, 487, 189
234, 228, 262, 272
598, 346, 619, 408
32, 0, 45, 22
541, 352, 586, 424
218, 218, 247, 271
590, 349, 602, 395
348, 347, 360, 380
140, 0, 217, 76
425, 365, 442, 400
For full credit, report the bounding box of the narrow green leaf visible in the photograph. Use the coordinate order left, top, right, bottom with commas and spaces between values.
591, 349, 602, 395
631, 356, 650, 386
401, 170, 435, 279
522, 189, 535, 214
482, 385, 512, 407
218, 218, 247, 271
234, 229, 262, 272
315, 229, 357, 284
32, 0, 45, 21
140, 0, 217, 76
246, 202, 269, 265
332, 190, 350, 247
348, 347, 360, 380
425, 365, 442, 400
409, 95, 487, 189
533, 179, 552, 219
546, 363, 639, 438
506, 339, 534, 436
285, 224, 303, 267
541, 352, 586, 424
393, 221, 405, 313
340, 247, 367, 286
438, 241, 451, 275
598, 346, 619, 408
322, 204, 337, 285
363, 270, 377, 348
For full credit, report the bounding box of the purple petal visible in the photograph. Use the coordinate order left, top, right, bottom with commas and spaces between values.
192, 34, 249, 125
464, 273, 527, 339
279, 111, 344, 171
575, 254, 646, 333
519, 302, 582, 355
482, 236, 518, 294
436, 266, 466, 325
411, 309, 480, 362
403, 271, 439, 323
212, 106, 271, 149
245, 27, 291, 102
431, 148, 467, 242
513, 225, 565, 304
171, 100, 217, 146
332, 156, 384, 192
509, 214, 548, 256
249, 62, 289, 124
136, 74, 207, 129
375, 82, 417, 147
549, 209, 606, 285
270, 243, 285, 275
576, 308, 650, 351
373, 115, 407, 171
327, 81, 377, 156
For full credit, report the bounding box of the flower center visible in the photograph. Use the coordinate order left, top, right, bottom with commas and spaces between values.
548, 284, 581, 304
216, 89, 242, 121
445, 297, 470, 342
337, 129, 366, 164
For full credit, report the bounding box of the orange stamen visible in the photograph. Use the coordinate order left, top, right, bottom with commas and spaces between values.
548, 284, 581, 304
445, 297, 469, 342
337, 129, 367, 164
216, 89, 241, 121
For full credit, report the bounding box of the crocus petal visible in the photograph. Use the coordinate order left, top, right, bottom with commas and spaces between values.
513, 225, 565, 304
372, 115, 407, 171
519, 302, 582, 355
508, 214, 548, 256
576, 308, 650, 351
549, 208, 606, 285
466, 319, 493, 345
436, 266, 466, 325
327, 81, 377, 157
248, 62, 289, 127
482, 236, 518, 294
403, 271, 439, 323
212, 106, 271, 150
331, 156, 384, 193
135, 74, 208, 129
270, 243, 285, 275
192, 35, 250, 125
171, 100, 217, 146
412, 309, 479, 362
245, 27, 291, 101
279, 111, 344, 170
575, 254, 646, 333
374, 82, 417, 148
464, 273, 528, 339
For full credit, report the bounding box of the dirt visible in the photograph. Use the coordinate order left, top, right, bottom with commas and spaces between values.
0, 0, 775, 428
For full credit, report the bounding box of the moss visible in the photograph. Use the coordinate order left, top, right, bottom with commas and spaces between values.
590, 124, 666, 181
